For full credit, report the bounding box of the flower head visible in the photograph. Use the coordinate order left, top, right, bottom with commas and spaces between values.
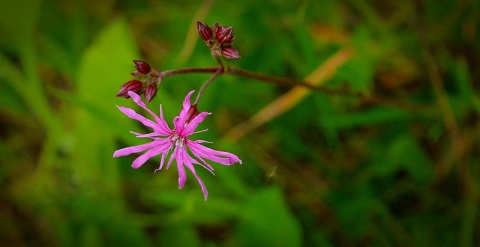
117, 60, 160, 102
113, 91, 242, 200
196, 21, 241, 60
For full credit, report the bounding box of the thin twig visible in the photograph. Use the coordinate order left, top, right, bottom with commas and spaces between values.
160, 67, 218, 77
227, 67, 362, 97
194, 68, 223, 105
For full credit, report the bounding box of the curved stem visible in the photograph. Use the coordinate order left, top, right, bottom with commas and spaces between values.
194, 67, 223, 105
213, 53, 225, 69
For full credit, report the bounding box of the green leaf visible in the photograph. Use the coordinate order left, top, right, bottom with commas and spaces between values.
77, 18, 137, 115
70, 18, 149, 246
75, 17, 139, 171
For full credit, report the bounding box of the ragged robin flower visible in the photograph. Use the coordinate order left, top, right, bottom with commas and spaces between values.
197, 21, 240, 59
113, 90, 242, 200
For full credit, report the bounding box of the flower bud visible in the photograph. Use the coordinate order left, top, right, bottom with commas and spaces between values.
133, 60, 151, 74
116, 80, 143, 98
221, 46, 241, 59
212, 23, 219, 34
216, 26, 234, 45
185, 104, 199, 124
197, 21, 213, 42
144, 84, 158, 102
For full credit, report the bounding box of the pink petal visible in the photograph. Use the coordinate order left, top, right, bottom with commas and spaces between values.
157, 105, 172, 134
175, 147, 187, 189
190, 155, 215, 175
174, 91, 196, 131
182, 150, 208, 200
173, 116, 185, 133
128, 91, 171, 135
193, 172, 208, 201
155, 148, 171, 172
181, 112, 210, 136
113, 141, 159, 157
134, 133, 161, 138
178, 91, 195, 120
187, 141, 242, 165
181, 146, 215, 174
131, 144, 166, 169
117, 106, 159, 131
165, 147, 177, 170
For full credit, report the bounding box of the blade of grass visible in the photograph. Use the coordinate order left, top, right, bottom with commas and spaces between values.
174, 0, 215, 65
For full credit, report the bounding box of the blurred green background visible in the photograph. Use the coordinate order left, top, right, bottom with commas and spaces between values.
1, 0, 479, 246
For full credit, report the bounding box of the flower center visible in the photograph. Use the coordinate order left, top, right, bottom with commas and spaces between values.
171, 131, 186, 148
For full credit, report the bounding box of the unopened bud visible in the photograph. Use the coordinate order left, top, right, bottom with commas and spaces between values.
197, 21, 213, 42
133, 60, 151, 74
212, 23, 219, 34
185, 104, 199, 124
221, 46, 241, 59
116, 80, 143, 98
144, 84, 158, 102
216, 26, 234, 45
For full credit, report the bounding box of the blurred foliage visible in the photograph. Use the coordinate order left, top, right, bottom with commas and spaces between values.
1, 0, 479, 246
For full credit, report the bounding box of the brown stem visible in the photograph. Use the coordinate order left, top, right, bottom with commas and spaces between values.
194, 68, 223, 105
160, 67, 219, 77
159, 66, 361, 97
157, 65, 423, 111
227, 67, 362, 97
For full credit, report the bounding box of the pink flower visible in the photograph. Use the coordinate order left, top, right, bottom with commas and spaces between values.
113, 91, 242, 200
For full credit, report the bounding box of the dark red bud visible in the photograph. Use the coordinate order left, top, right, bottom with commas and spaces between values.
221, 46, 241, 59
133, 60, 151, 74
185, 104, 199, 124
212, 23, 219, 34
216, 26, 234, 45
197, 21, 213, 42
116, 80, 143, 98
144, 84, 158, 102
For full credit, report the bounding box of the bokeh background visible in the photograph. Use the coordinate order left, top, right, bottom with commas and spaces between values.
1, 0, 479, 246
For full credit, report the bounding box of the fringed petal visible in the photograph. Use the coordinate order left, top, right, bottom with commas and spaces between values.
113, 141, 159, 157
131, 145, 164, 169
127, 91, 171, 135
182, 149, 209, 200
187, 141, 242, 165
182, 112, 210, 136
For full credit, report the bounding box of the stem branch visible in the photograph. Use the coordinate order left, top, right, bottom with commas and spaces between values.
156, 64, 423, 111
194, 67, 223, 105
160, 67, 219, 77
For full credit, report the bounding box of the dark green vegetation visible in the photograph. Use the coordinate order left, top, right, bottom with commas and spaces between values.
1, 0, 479, 246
